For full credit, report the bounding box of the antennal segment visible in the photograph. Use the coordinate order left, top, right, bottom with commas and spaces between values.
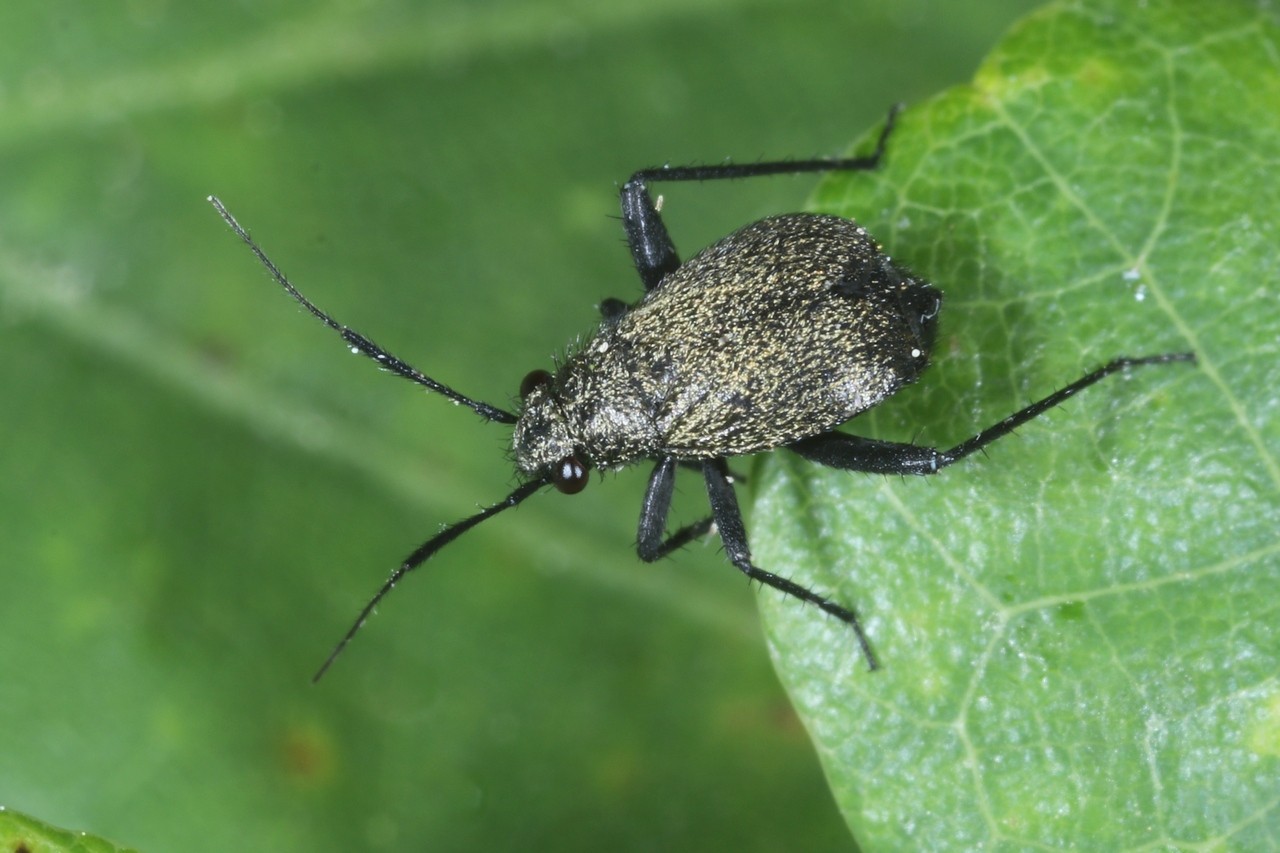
312, 477, 547, 682
208, 196, 517, 424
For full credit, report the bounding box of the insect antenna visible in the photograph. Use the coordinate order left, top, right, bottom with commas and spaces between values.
208, 196, 517, 424
312, 477, 548, 682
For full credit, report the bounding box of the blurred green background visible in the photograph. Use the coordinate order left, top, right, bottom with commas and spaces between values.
0, 1, 1042, 850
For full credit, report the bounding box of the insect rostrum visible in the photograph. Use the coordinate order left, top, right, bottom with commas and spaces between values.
210, 106, 1195, 681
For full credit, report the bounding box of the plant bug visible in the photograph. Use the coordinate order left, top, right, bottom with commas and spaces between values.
210, 106, 1194, 680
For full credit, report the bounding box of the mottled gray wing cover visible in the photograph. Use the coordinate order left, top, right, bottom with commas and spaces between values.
584, 214, 937, 461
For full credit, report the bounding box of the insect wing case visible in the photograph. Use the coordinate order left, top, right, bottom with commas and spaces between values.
566, 214, 940, 466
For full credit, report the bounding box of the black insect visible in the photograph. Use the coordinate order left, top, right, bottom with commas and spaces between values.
210, 107, 1194, 680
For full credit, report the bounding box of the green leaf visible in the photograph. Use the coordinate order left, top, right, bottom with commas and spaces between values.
756, 0, 1280, 848
0, 808, 136, 853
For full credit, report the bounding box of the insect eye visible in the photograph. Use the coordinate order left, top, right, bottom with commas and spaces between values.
520, 369, 553, 400
550, 456, 588, 494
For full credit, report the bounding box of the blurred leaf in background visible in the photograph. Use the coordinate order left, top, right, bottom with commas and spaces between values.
758, 0, 1280, 849
0, 0, 1044, 851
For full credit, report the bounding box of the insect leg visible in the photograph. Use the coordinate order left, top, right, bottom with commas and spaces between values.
702, 459, 878, 670
620, 104, 901, 292
789, 353, 1197, 474
637, 456, 715, 561
619, 176, 681, 291
599, 297, 630, 324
